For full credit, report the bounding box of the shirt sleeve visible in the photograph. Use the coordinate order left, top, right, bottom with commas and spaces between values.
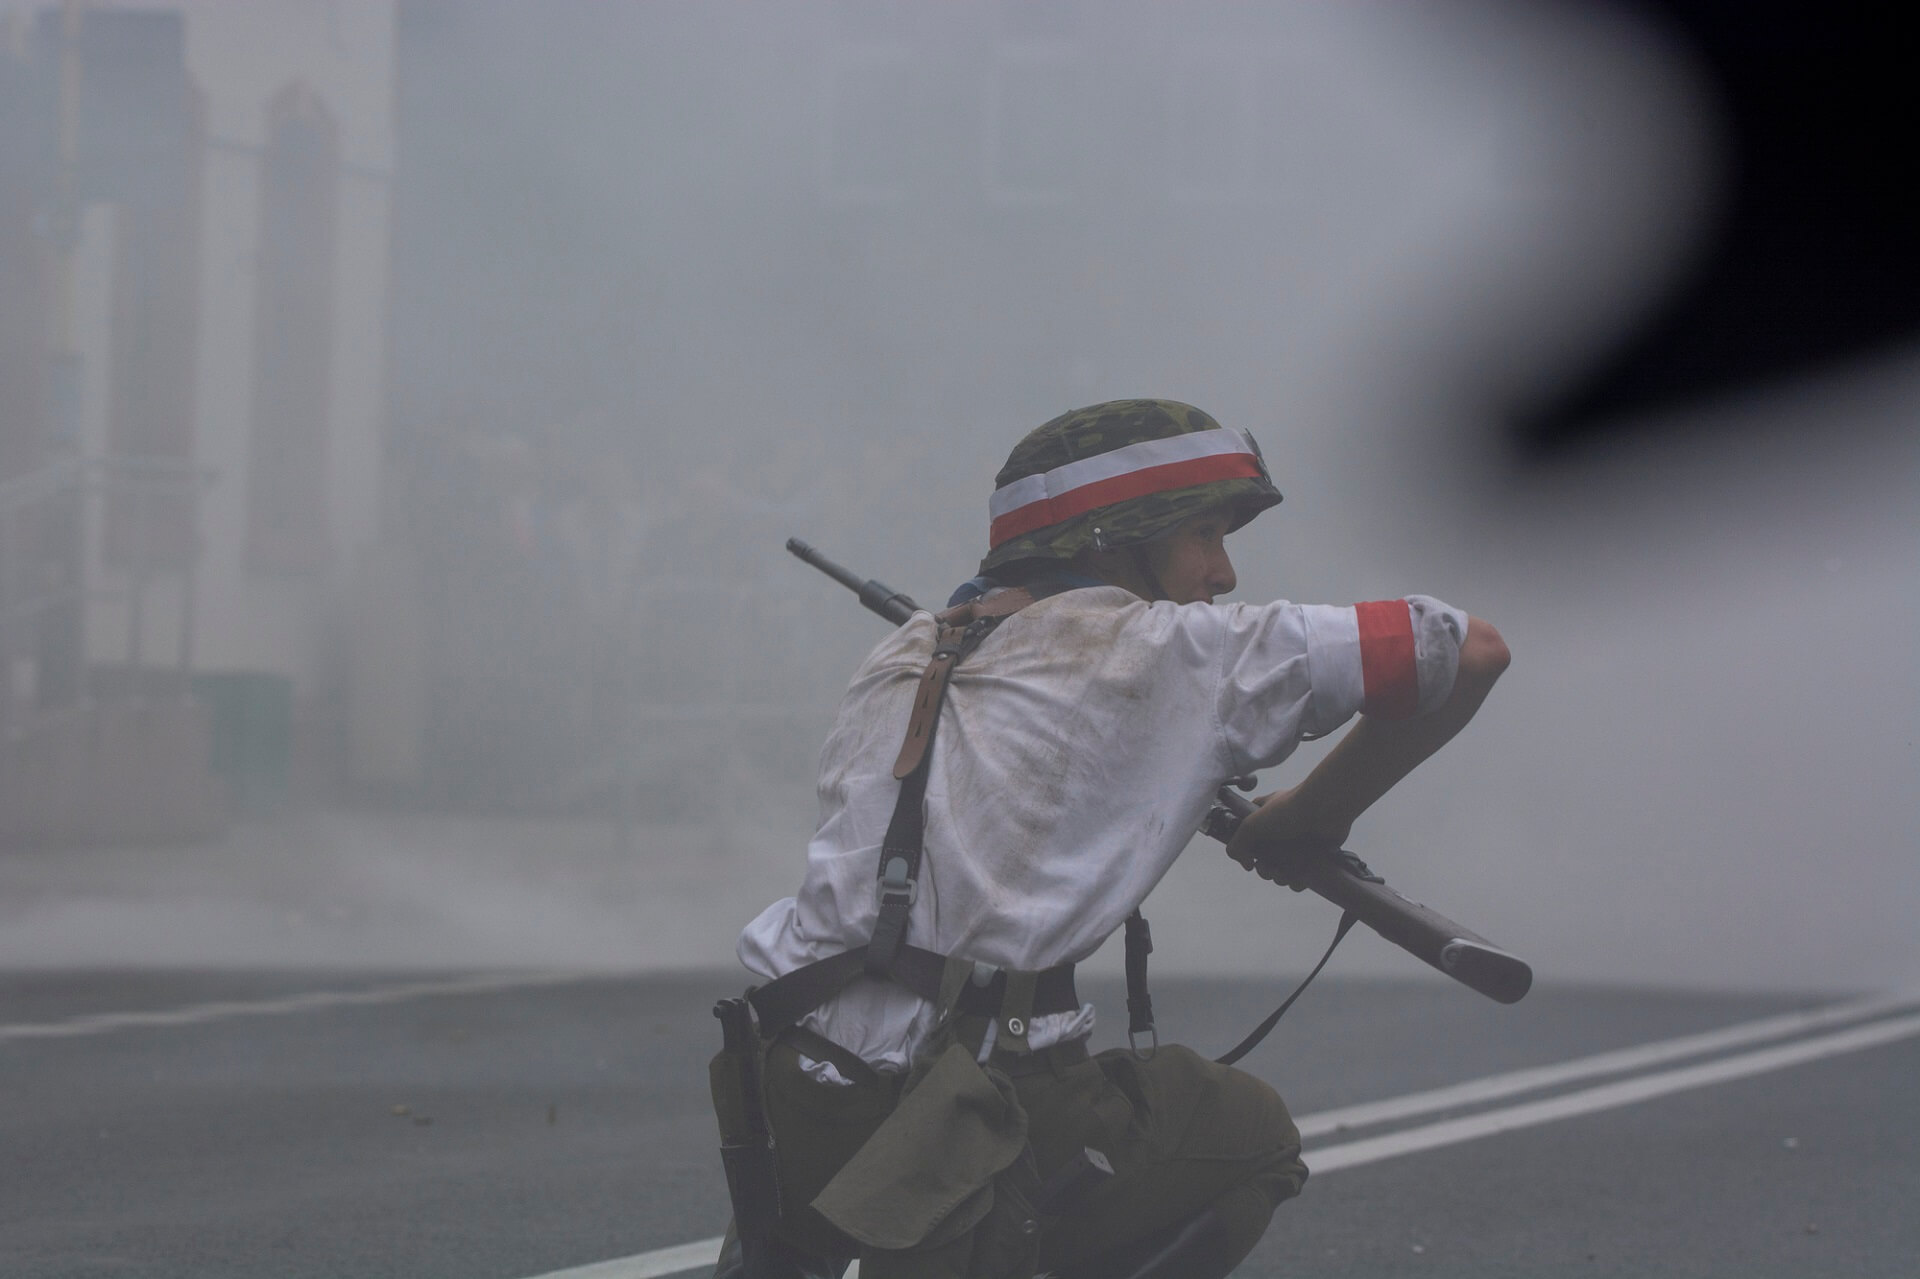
1211, 595, 1469, 773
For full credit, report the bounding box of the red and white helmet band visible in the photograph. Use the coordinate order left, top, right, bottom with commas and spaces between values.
987, 427, 1266, 549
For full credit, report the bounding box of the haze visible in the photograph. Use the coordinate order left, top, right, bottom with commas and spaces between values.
1, 0, 1912, 998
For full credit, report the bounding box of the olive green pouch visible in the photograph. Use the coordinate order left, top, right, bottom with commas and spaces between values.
811, 1039, 1026, 1252
808, 956, 1045, 1279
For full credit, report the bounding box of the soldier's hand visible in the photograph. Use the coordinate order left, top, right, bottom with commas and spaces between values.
1225, 787, 1350, 891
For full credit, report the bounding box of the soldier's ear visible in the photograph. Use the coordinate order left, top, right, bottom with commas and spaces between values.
1072, 546, 1120, 580
1078, 546, 1154, 599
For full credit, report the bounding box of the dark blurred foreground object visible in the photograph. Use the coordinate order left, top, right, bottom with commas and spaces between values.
1523, 1, 1920, 454
786, 538, 1532, 1012
710, 996, 788, 1279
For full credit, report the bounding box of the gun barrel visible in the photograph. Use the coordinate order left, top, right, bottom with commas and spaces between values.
785, 537, 864, 594
786, 537, 921, 625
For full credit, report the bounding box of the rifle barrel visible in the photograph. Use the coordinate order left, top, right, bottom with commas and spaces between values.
786, 538, 921, 625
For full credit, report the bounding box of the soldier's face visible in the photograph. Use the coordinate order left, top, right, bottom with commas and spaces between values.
1147, 509, 1238, 604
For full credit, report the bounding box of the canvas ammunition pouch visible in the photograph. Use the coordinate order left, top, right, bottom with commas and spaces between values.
805, 965, 1047, 1279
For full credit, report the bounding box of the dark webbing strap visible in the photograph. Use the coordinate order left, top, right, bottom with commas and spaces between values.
748, 943, 1080, 1040
1214, 909, 1359, 1066
867, 611, 1006, 977
868, 587, 1043, 979
1123, 910, 1154, 1041
865, 747, 935, 977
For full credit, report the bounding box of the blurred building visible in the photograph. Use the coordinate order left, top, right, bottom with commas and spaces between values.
0, 2, 395, 843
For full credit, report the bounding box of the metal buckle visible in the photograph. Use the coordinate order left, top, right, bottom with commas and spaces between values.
1128, 1024, 1159, 1061
878, 855, 918, 907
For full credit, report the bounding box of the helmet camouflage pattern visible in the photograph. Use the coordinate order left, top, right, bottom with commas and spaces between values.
981, 398, 1283, 573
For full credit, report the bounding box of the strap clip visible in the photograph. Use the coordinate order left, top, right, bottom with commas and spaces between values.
878, 854, 918, 908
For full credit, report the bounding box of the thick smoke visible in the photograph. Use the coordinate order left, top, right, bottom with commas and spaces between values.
4, 1, 1912, 995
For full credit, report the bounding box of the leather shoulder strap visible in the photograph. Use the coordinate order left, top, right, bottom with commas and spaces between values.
891, 587, 1034, 779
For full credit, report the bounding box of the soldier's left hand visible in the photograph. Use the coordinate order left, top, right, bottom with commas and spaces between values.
1225, 787, 1349, 891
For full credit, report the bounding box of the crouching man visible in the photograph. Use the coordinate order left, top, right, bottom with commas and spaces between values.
716, 399, 1509, 1278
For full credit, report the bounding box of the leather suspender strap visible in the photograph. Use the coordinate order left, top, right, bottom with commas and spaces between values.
868, 588, 1035, 979
891, 623, 966, 781
892, 586, 1037, 779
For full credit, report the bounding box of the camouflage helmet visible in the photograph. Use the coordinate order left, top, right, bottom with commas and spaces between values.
981, 399, 1282, 573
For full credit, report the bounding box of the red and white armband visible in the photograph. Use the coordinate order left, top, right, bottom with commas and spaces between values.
1354, 595, 1469, 718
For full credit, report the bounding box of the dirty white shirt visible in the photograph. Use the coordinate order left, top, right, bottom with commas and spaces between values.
738, 585, 1468, 1074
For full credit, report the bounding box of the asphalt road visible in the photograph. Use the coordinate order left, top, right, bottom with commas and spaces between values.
4, 970, 1916, 1278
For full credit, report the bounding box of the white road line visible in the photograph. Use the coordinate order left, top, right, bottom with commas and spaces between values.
1296, 987, 1920, 1138
542, 994, 1920, 1279
537, 1241, 727, 1279
1308, 1008, 1920, 1172
0, 971, 601, 1042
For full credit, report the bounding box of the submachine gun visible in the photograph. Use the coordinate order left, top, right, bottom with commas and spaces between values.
786, 536, 1532, 1010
